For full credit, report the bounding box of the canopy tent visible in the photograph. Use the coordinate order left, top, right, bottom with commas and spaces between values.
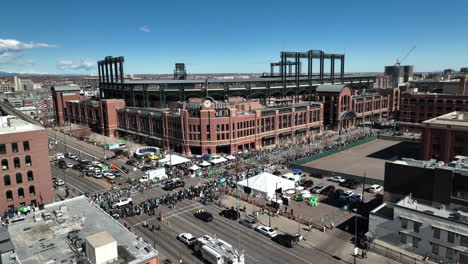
189, 165, 201, 171
202, 154, 212, 158
237, 172, 296, 200
211, 157, 227, 164
292, 169, 302, 173
199, 161, 211, 167
226, 155, 236, 160
158, 154, 190, 166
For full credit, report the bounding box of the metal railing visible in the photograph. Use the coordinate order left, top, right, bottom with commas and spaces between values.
368, 242, 433, 264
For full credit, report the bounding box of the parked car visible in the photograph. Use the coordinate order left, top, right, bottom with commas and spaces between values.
107, 179, 116, 184
349, 193, 363, 203
320, 185, 336, 196
272, 234, 299, 248
340, 179, 360, 189
301, 180, 314, 188
66, 163, 73, 168
368, 184, 383, 193
113, 198, 132, 208
194, 211, 213, 222
239, 218, 258, 229
311, 172, 324, 179
255, 225, 278, 237
55, 179, 65, 186
329, 176, 346, 183
219, 208, 240, 220
177, 233, 197, 246
339, 190, 354, 201
311, 185, 326, 194
163, 181, 185, 191
333, 188, 345, 198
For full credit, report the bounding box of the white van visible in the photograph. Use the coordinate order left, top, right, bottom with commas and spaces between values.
113, 198, 132, 208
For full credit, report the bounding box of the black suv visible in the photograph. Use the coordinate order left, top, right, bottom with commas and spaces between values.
163, 181, 185, 191
272, 234, 299, 248
194, 211, 213, 222
340, 179, 360, 189
219, 208, 240, 220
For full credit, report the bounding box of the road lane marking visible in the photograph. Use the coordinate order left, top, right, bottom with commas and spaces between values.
132, 203, 204, 227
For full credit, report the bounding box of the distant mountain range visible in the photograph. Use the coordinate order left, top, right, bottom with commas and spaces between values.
0, 71, 86, 77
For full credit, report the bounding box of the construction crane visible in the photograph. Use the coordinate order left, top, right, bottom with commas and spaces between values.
396, 45, 416, 66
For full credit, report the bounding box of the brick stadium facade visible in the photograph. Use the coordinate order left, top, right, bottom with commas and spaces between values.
65, 98, 125, 137
116, 97, 324, 155
0, 116, 53, 214
51, 85, 82, 126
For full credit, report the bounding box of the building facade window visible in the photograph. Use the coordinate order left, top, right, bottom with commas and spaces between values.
11, 143, 19, 153
6, 190, 13, 201
461, 235, 468, 248
29, 186, 35, 196
23, 141, 30, 152
400, 233, 407, 244
414, 222, 420, 233
25, 155, 32, 167
16, 173, 22, 184
412, 237, 419, 248
27, 171, 33, 181
2, 159, 8, 170
13, 157, 20, 168
18, 188, 24, 199
0, 144, 6, 154
433, 227, 440, 239
401, 218, 408, 229
432, 244, 439, 255
3, 174, 11, 186
448, 231, 455, 243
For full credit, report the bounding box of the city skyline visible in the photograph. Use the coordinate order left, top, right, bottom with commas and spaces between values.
1, 0, 468, 75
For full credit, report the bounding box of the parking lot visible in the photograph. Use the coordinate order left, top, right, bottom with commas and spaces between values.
300, 139, 419, 181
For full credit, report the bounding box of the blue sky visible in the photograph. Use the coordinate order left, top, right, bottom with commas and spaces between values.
1, 0, 467, 74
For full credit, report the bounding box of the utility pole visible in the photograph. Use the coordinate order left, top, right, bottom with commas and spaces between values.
362, 170, 366, 203
354, 215, 358, 264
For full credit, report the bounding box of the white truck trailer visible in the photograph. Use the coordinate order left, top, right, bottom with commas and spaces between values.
139, 168, 166, 182
193, 235, 245, 264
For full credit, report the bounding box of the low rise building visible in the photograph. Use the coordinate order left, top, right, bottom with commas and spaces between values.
384, 157, 468, 212
369, 194, 468, 263
0, 116, 53, 214
51, 85, 82, 126
0, 226, 14, 264
421, 111, 468, 162
6, 196, 159, 264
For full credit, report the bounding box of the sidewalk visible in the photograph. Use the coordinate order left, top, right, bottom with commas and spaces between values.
220, 195, 402, 264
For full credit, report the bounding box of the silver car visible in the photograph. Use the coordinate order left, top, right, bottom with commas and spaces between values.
239, 218, 258, 229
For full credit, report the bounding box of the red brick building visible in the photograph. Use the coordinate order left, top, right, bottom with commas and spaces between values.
399, 93, 468, 131
66, 98, 125, 137
421, 111, 468, 163
314, 84, 390, 130
0, 116, 53, 214
117, 97, 324, 155
51, 85, 82, 126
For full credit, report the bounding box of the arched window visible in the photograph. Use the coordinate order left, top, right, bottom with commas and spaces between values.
6, 190, 13, 201
16, 173, 22, 184
18, 188, 24, 199
13, 157, 20, 168
3, 175, 10, 186
27, 171, 33, 181
29, 186, 35, 196
1, 159, 8, 170
25, 155, 32, 167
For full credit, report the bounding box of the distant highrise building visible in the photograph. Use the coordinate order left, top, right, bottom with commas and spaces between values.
174, 63, 187, 80
384, 65, 414, 88
444, 68, 454, 75
461, 67, 468, 74
13, 77, 34, 91
0, 81, 15, 93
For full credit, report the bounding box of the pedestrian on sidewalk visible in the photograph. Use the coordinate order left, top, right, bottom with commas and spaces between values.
331, 222, 334, 230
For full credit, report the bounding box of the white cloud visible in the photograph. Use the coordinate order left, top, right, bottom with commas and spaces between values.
0, 39, 56, 55
57, 58, 95, 71
139, 25, 151, 33
0, 53, 36, 66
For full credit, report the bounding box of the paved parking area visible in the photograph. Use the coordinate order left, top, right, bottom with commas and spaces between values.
301, 139, 403, 181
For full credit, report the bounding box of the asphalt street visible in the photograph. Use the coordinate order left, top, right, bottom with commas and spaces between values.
121, 199, 345, 264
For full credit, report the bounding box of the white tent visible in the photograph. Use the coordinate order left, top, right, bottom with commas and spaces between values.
189, 165, 201, 171
237, 172, 296, 200
199, 161, 211, 167
158, 154, 190, 166
211, 157, 227, 164
226, 155, 236, 160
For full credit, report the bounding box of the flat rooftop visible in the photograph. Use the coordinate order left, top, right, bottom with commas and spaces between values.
423, 111, 468, 129
7, 196, 158, 264
0, 115, 44, 135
